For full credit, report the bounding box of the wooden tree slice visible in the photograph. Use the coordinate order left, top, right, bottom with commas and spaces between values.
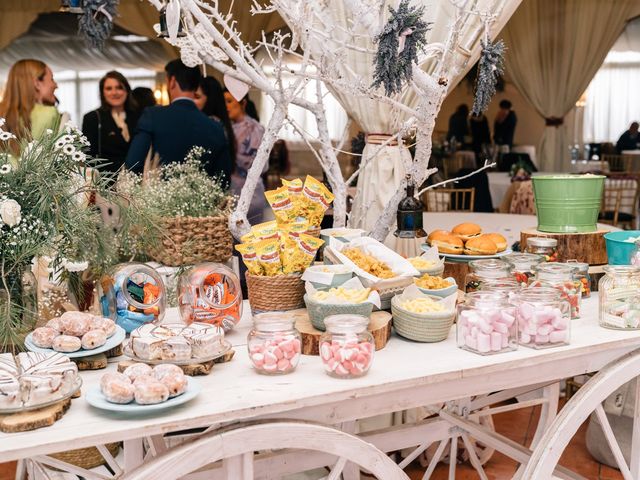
0, 399, 71, 433
521, 228, 610, 265
117, 349, 234, 377
295, 310, 392, 355
74, 354, 108, 370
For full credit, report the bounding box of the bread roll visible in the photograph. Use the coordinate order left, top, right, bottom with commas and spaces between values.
481, 233, 508, 252
430, 232, 464, 254
464, 236, 498, 256
452, 223, 482, 242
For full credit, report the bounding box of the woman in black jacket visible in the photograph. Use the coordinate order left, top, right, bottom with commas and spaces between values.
82, 71, 139, 173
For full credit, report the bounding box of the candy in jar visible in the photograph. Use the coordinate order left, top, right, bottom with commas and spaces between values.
525, 237, 558, 262
456, 291, 517, 355
319, 314, 374, 378
502, 253, 544, 287
599, 265, 640, 330
514, 288, 570, 349
247, 313, 301, 374
464, 259, 511, 293
565, 261, 590, 298
530, 263, 580, 319
178, 263, 242, 332
99, 263, 166, 333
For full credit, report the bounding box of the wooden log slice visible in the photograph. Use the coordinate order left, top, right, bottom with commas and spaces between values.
443, 261, 470, 291
520, 228, 610, 265
295, 310, 392, 355
0, 399, 71, 433
116, 351, 234, 376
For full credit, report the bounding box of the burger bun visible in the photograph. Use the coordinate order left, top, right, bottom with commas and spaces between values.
452, 223, 482, 242
481, 233, 508, 252
464, 236, 498, 256
430, 232, 464, 255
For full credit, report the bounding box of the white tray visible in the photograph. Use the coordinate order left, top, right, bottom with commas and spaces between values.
24, 326, 126, 358
422, 247, 513, 262
86, 377, 200, 413
123, 340, 233, 365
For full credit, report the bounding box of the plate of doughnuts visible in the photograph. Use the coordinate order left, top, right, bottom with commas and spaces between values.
25, 312, 126, 358
86, 364, 201, 413
423, 223, 511, 261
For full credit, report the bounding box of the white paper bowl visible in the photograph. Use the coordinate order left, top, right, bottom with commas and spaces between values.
320, 228, 367, 244
414, 278, 458, 298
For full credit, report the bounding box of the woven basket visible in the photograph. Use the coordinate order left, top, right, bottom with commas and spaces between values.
50, 443, 120, 470
246, 273, 305, 314
147, 215, 233, 266
304, 294, 373, 331
391, 295, 455, 342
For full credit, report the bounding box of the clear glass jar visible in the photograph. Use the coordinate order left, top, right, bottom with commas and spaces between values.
0, 266, 38, 354
456, 291, 517, 355
478, 278, 522, 300
530, 263, 580, 319
599, 266, 640, 330
514, 288, 570, 349
464, 259, 511, 293
525, 237, 558, 262
247, 313, 301, 374
319, 314, 374, 378
503, 253, 544, 287
631, 240, 640, 267
98, 263, 166, 333
565, 260, 591, 298
177, 263, 242, 332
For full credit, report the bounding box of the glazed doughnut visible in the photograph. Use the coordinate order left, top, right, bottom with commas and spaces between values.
152, 364, 183, 381
123, 363, 153, 382
100, 372, 130, 392
159, 372, 187, 398
31, 327, 58, 348
60, 312, 92, 337
45, 317, 64, 334
132, 375, 157, 388
90, 317, 116, 338
81, 329, 107, 350
102, 377, 135, 404
134, 381, 169, 405
52, 335, 82, 353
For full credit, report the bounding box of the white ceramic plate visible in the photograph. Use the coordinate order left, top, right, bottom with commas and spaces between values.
421, 246, 513, 262
25, 325, 126, 358
85, 377, 200, 413
122, 340, 233, 365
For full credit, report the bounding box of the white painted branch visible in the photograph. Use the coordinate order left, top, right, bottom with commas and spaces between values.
416, 161, 496, 197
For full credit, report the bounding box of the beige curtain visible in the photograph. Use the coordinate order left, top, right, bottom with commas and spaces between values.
503, 0, 640, 172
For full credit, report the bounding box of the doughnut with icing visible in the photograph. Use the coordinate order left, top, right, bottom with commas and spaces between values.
60, 312, 92, 337
81, 329, 107, 350
132, 374, 157, 387
123, 363, 153, 382
100, 372, 129, 391
45, 317, 64, 334
134, 381, 169, 405
90, 317, 116, 338
152, 364, 183, 381
31, 327, 58, 348
101, 377, 135, 404
158, 372, 187, 398
52, 335, 82, 353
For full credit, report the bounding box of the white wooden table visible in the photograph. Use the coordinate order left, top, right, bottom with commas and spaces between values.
5, 297, 640, 479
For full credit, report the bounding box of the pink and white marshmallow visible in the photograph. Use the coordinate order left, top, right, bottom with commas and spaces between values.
457, 308, 517, 354
319, 339, 373, 378
516, 303, 569, 348
248, 335, 301, 374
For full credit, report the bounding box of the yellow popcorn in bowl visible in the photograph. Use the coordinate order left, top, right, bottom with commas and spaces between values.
312, 286, 371, 304
415, 274, 452, 290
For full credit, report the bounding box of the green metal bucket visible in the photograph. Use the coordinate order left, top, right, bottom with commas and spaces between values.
532, 175, 605, 233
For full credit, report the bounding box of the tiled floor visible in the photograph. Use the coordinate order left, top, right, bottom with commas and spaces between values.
0, 403, 623, 479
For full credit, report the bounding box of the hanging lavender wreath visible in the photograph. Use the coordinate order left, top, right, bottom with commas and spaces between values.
471, 39, 506, 116
372, 0, 431, 96
78, 0, 119, 50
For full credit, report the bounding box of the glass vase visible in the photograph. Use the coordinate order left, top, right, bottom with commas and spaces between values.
0, 265, 38, 353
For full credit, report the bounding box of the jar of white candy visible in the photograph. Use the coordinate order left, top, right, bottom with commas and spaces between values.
464, 259, 512, 293
599, 265, 640, 330
514, 288, 570, 349
530, 263, 581, 319
319, 314, 374, 378
247, 313, 302, 375
457, 292, 517, 355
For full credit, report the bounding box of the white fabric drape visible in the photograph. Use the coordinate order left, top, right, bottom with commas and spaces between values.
502, 0, 640, 172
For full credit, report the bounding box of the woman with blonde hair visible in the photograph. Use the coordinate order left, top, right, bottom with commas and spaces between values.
0, 59, 59, 141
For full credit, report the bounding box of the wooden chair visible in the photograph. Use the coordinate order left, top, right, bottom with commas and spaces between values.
599, 186, 623, 227
444, 151, 475, 178
424, 187, 475, 212
600, 175, 640, 229
602, 154, 630, 173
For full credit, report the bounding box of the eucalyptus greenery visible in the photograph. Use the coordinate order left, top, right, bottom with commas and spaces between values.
471, 39, 506, 116
372, 0, 431, 96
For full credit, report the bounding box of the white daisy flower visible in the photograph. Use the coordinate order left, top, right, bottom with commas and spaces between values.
72, 151, 85, 162
62, 144, 76, 155
0, 164, 11, 174
54, 139, 66, 150
0, 132, 15, 141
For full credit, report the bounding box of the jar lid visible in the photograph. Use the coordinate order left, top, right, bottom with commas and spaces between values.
565, 260, 589, 274
603, 265, 640, 275
464, 291, 508, 306
527, 237, 557, 248
323, 314, 369, 333
535, 262, 576, 279
517, 287, 562, 302
468, 259, 510, 277
479, 279, 522, 294
502, 253, 544, 269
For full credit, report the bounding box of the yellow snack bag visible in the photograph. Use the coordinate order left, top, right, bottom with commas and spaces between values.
240, 231, 256, 244
282, 178, 304, 216
250, 220, 279, 241
280, 218, 310, 239
264, 186, 296, 225
235, 243, 263, 276
255, 238, 283, 276
301, 175, 335, 226
282, 233, 324, 274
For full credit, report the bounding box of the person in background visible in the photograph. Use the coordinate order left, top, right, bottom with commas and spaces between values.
446, 104, 469, 147
131, 87, 156, 114
82, 71, 139, 173
0, 59, 59, 144
195, 76, 236, 162
244, 97, 260, 122
494, 99, 517, 149
224, 90, 265, 224
616, 122, 640, 153
125, 59, 232, 184
470, 113, 491, 165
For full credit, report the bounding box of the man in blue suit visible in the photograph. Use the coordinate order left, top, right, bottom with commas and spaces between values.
125, 59, 232, 184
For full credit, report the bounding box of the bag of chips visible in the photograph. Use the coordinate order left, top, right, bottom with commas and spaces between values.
265, 186, 296, 225
301, 175, 334, 226
255, 238, 283, 276
235, 243, 263, 275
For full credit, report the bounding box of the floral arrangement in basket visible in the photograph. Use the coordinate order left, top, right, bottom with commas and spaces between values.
117, 147, 234, 267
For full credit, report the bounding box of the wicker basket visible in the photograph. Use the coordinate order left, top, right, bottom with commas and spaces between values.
391, 295, 455, 342
246, 273, 305, 314
147, 215, 233, 266
304, 294, 373, 331
50, 443, 120, 470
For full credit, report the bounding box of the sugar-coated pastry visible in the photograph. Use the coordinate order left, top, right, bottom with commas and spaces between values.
52, 335, 82, 353
134, 381, 169, 405
45, 317, 64, 334
90, 317, 116, 338
81, 329, 107, 350
123, 363, 153, 382
132, 374, 157, 388
31, 327, 58, 348
153, 363, 183, 381
60, 311, 93, 337
101, 377, 135, 404
158, 372, 187, 398
0, 373, 21, 409
100, 372, 130, 391
160, 337, 192, 361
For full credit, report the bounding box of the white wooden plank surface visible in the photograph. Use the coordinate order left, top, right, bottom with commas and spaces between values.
2, 296, 640, 462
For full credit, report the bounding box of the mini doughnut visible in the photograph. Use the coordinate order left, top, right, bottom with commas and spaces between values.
158, 372, 187, 398
60, 312, 92, 337
153, 364, 183, 381
133, 375, 157, 388
90, 317, 116, 338
123, 363, 153, 382
45, 317, 64, 334
100, 372, 130, 392
134, 381, 169, 405
31, 327, 58, 348
102, 377, 135, 404
81, 329, 107, 350
52, 335, 82, 353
